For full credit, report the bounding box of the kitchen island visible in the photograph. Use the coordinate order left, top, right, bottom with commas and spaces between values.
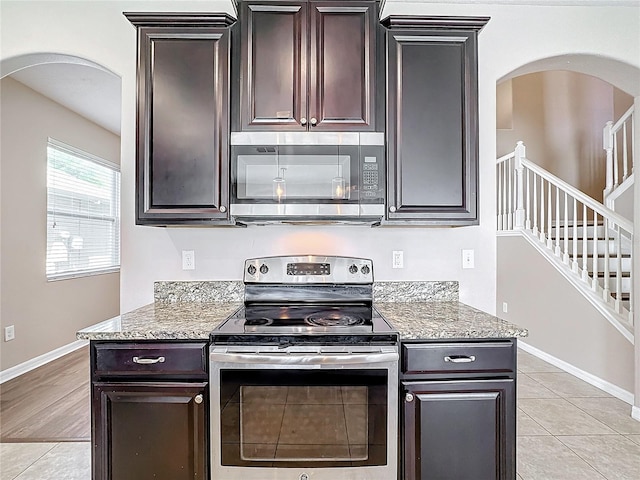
78, 280, 527, 480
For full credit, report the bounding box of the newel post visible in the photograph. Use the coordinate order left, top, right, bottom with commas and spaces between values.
603, 120, 614, 199
514, 141, 526, 229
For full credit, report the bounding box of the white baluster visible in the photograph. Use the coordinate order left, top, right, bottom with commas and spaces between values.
540, 178, 546, 242
582, 203, 589, 282
603, 120, 613, 198
572, 197, 578, 272
532, 173, 538, 236
614, 225, 622, 313
603, 218, 611, 299
507, 158, 513, 230
622, 122, 628, 181
555, 186, 561, 256
592, 212, 599, 291
514, 141, 526, 229
613, 131, 619, 188
525, 169, 531, 230
547, 183, 553, 249
497, 162, 503, 230
563, 191, 569, 264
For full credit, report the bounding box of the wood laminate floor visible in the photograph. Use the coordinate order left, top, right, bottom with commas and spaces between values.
0, 346, 90, 442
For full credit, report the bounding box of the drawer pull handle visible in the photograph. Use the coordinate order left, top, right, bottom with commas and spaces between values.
444, 355, 476, 363
132, 356, 165, 365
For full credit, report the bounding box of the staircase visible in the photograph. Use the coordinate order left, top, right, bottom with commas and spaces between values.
496, 126, 635, 342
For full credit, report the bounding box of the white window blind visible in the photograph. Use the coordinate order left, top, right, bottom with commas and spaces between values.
46, 138, 120, 280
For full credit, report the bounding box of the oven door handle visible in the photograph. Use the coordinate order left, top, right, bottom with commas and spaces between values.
210, 351, 399, 366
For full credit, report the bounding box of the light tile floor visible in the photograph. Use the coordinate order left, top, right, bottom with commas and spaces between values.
1, 349, 639, 479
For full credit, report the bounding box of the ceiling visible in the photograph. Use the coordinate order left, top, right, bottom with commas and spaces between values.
10, 63, 121, 136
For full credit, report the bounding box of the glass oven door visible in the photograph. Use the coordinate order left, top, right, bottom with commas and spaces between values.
210, 346, 398, 480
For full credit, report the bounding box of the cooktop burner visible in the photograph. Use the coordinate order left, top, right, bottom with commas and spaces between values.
304, 312, 365, 327
241, 304, 374, 334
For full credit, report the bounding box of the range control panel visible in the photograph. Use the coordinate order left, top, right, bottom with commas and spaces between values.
244, 255, 374, 284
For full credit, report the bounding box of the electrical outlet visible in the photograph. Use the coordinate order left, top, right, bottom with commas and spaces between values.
392, 250, 404, 269
182, 250, 195, 270
502, 302, 508, 313
462, 249, 475, 269
4, 325, 15, 342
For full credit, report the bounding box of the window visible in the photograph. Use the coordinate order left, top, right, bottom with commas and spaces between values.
46, 139, 120, 280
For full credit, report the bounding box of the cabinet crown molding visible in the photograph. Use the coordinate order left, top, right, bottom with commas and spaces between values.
123, 12, 237, 28
381, 15, 490, 32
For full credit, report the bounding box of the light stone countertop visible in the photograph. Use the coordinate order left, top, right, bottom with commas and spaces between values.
375, 302, 528, 340
77, 300, 527, 341
76, 301, 242, 341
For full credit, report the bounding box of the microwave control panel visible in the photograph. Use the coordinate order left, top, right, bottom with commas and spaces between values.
360, 146, 384, 200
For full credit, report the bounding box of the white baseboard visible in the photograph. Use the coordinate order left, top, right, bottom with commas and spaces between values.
633, 406, 640, 422
518, 341, 636, 406
0, 339, 88, 384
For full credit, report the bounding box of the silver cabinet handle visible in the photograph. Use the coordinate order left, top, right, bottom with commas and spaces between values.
444, 355, 476, 363
219, 205, 227, 213
389, 206, 396, 213
310, 117, 318, 126
194, 394, 203, 404
300, 117, 308, 126
405, 392, 414, 403
132, 356, 165, 365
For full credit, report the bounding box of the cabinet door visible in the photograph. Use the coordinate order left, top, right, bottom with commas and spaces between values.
309, 1, 378, 131
385, 25, 483, 225
239, 1, 308, 130
92, 382, 207, 480
136, 24, 231, 224
402, 379, 515, 480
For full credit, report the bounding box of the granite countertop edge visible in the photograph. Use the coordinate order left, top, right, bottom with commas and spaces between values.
77, 300, 528, 341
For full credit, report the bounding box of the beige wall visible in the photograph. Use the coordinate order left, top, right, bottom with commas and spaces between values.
0, 77, 120, 370
497, 234, 634, 394
497, 71, 634, 201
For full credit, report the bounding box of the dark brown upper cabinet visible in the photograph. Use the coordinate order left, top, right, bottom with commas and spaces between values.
234, 0, 382, 132
125, 13, 235, 225
383, 16, 489, 225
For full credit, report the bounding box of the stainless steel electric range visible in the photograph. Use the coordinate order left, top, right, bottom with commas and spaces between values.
210, 255, 399, 480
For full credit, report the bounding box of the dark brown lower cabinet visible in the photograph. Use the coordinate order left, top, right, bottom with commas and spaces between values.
92, 383, 207, 480
402, 379, 515, 479
400, 340, 517, 480
90, 341, 209, 480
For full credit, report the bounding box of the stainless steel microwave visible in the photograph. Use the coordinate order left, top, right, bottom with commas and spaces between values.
230, 132, 385, 224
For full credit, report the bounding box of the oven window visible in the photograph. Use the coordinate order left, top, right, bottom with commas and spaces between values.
219, 370, 388, 468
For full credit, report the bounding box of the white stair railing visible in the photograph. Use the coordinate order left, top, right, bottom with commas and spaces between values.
603, 105, 635, 205
498, 142, 634, 328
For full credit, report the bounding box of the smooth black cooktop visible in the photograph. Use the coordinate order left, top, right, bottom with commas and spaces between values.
211, 303, 398, 345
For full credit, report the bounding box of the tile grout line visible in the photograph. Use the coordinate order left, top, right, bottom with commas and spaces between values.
6, 442, 60, 480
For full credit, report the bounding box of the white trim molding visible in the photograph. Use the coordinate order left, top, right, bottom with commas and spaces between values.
633, 406, 640, 422
0, 339, 88, 384
518, 341, 636, 407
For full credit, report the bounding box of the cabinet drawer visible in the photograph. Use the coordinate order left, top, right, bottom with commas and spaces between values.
93, 343, 207, 378
402, 341, 515, 376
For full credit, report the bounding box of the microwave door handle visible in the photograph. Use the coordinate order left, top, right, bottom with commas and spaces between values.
210, 351, 399, 366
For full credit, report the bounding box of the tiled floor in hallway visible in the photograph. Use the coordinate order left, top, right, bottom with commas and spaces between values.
516, 350, 640, 480
1, 349, 639, 479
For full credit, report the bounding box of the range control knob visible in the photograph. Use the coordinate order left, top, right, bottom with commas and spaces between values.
259, 264, 269, 274
348, 264, 358, 274
361, 265, 370, 275
247, 264, 257, 275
